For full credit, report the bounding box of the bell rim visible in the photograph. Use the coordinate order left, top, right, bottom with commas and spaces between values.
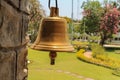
31, 44, 74, 52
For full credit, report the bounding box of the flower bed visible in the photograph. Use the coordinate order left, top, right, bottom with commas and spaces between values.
77, 49, 120, 70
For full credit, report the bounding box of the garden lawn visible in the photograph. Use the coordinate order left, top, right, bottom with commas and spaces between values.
28, 48, 120, 80
105, 49, 120, 60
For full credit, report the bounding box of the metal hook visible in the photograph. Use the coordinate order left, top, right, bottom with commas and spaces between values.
48, 0, 58, 9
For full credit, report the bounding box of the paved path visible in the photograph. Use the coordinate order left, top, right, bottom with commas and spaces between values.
84, 51, 92, 58
30, 68, 95, 80
103, 44, 120, 48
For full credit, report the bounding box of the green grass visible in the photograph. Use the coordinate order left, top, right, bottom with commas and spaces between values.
28, 48, 120, 80
106, 49, 120, 60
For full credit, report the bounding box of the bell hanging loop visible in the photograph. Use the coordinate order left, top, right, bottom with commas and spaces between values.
49, 0, 59, 17
48, 0, 58, 9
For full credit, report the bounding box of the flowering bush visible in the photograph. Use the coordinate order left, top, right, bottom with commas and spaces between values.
100, 8, 120, 34
76, 49, 85, 57
77, 47, 120, 70
100, 6, 120, 45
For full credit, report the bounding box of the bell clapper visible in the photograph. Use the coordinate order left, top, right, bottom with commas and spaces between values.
49, 51, 57, 65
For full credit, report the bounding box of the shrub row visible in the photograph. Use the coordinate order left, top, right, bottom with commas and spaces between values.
76, 49, 120, 70
90, 43, 106, 57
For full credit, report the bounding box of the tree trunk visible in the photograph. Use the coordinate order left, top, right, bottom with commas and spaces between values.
100, 33, 107, 46
100, 37, 105, 46
0, 0, 29, 80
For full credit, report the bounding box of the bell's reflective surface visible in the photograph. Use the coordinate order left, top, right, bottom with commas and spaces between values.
31, 7, 74, 52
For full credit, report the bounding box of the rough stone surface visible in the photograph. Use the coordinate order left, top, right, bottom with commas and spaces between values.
20, 0, 30, 14
0, 0, 29, 80
0, 1, 22, 47
4, 0, 19, 8
0, 49, 16, 80
17, 47, 28, 80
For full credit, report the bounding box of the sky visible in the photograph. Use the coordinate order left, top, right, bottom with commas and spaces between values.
39, 0, 117, 20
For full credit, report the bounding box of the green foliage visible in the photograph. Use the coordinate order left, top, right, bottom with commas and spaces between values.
95, 54, 120, 69
81, 1, 104, 33
74, 45, 88, 51
68, 23, 73, 36
77, 46, 120, 71
91, 43, 106, 57
73, 23, 81, 33
72, 41, 89, 51
76, 49, 85, 57
81, 0, 120, 46
28, 0, 45, 42
62, 16, 72, 23
73, 33, 79, 40
77, 49, 120, 70
88, 35, 101, 43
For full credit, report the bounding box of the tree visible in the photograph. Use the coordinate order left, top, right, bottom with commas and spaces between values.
81, 1, 104, 33
100, 3, 120, 45
81, 0, 120, 46
62, 16, 72, 23
29, 0, 46, 42
73, 23, 81, 33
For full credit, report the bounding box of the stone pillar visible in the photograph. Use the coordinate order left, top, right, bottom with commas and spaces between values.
0, 0, 29, 80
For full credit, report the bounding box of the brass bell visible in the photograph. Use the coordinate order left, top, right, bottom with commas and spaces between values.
31, 6, 74, 65
31, 7, 74, 52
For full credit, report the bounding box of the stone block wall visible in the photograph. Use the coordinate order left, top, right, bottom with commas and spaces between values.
0, 0, 29, 80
